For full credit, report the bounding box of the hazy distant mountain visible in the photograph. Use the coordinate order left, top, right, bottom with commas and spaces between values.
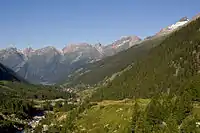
0, 36, 141, 84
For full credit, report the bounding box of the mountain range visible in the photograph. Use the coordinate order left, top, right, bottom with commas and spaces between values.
0, 16, 191, 85
1, 12, 200, 133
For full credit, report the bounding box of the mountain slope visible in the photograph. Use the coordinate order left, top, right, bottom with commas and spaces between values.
65, 36, 167, 86
91, 17, 200, 101
0, 62, 21, 81
0, 47, 27, 74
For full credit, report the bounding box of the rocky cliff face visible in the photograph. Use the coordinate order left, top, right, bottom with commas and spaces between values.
21, 46, 65, 84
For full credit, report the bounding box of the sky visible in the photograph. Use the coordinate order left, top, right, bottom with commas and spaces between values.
0, 0, 200, 49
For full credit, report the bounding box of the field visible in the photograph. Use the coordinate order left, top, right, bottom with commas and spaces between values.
74, 99, 150, 133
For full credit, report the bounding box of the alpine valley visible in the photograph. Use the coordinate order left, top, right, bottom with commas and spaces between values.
1, 13, 200, 133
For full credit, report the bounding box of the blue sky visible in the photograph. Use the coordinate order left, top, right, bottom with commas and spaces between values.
0, 0, 199, 49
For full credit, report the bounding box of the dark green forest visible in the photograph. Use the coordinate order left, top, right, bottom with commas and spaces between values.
0, 81, 74, 132
0, 81, 74, 100
131, 89, 200, 132
91, 18, 200, 101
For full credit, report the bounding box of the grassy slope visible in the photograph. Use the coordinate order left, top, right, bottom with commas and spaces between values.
76, 103, 133, 133
193, 101, 200, 119
43, 99, 150, 133
35, 97, 200, 133
75, 100, 200, 133
91, 18, 200, 101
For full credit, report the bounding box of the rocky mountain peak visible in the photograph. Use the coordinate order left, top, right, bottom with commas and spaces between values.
62, 43, 90, 54
130, 35, 141, 40
112, 35, 141, 49
156, 17, 189, 36
168, 17, 189, 30
33, 46, 62, 56
0, 47, 25, 56
179, 17, 189, 22
23, 47, 34, 55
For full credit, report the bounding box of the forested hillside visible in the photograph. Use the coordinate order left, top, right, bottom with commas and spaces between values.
91, 18, 200, 101
66, 36, 166, 86
0, 80, 75, 132
0, 64, 75, 132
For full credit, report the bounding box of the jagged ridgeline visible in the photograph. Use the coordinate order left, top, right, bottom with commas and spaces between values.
91, 18, 200, 101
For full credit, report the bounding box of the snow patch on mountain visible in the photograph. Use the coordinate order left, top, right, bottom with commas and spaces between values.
168, 20, 189, 30
156, 17, 189, 36
71, 52, 83, 64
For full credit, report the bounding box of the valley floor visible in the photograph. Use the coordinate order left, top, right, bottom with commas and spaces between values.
32, 97, 200, 133
74, 99, 150, 133
33, 99, 149, 133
